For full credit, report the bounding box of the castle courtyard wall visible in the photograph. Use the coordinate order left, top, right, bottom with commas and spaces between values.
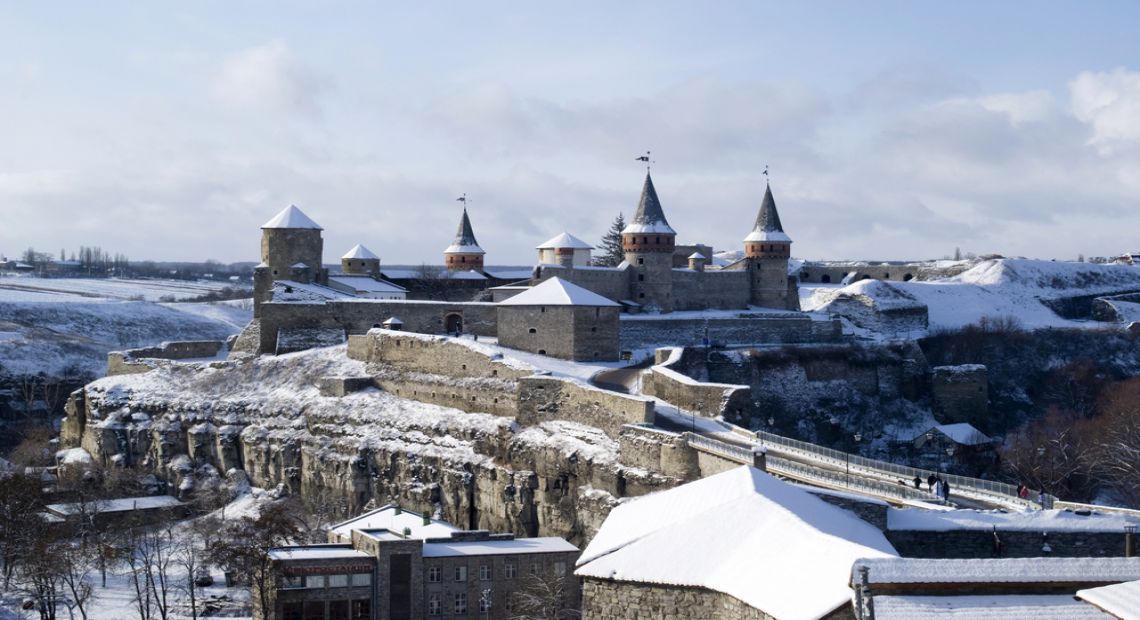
581, 579, 850, 620
618, 314, 840, 351
671, 269, 750, 311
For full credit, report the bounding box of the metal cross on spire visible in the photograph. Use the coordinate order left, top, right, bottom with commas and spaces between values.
635, 150, 654, 171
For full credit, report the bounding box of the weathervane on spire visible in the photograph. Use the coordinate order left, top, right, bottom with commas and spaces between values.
763, 165, 769, 184
635, 150, 654, 171
456, 193, 467, 207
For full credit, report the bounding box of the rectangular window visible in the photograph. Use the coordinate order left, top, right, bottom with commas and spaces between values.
350, 599, 370, 620
328, 601, 348, 618
328, 574, 348, 588
428, 593, 441, 616
304, 575, 325, 589
282, 574, 304, 589
350, 573, 372, 587
554, 561, 566, 576
302, 600, 324, 620
505, 563, 516, 580
428, 566, 441, 582
530, 562, 541, 576
282, 602, 304, 620
455, 565, 468, 582
455, 592, 468, 614
479, 564, 492, 581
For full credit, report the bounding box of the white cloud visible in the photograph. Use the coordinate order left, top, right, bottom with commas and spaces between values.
211, 40, 330, 118
1070, 68, 1140, 147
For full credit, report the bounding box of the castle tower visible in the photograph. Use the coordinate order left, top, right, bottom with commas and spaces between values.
622, 172, 676, 312
341, 244, 380, 276
254, 204, 326, 316
444, 208, 485, 272
744, 183, 798, 310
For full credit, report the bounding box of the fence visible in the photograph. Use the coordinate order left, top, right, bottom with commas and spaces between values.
765, 456, 942, 504
729, 426, 1046, 510
684, 432, 755, 465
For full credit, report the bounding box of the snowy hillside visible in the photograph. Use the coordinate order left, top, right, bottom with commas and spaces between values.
803, 259, 1140, 331
0, 278, 251, 379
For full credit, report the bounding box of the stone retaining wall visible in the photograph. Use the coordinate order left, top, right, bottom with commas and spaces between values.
581, 580, 777, 620
619, 315, 841, 351
618, 425, 699, 481
887, 529, 1134, 558
517, 377, 654, 438
108, 340, 226, 376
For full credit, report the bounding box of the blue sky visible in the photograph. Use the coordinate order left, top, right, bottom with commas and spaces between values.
2, 1, 1140, 264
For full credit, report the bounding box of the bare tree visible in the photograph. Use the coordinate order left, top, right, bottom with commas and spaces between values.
509, 573, 581, 620
0, 472, 45, 588
173, 527, 206, 620
206, 502, 302, 618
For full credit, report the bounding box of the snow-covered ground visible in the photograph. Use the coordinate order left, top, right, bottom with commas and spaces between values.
802, 258, 1140, 331
0, 278, 252, 379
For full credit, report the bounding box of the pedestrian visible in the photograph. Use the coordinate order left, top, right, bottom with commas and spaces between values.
1038, 490, 1047, 509
913, 475, 922, 490
473, 333, 478, 342
942, 478, 951, 501
927, 473, 936, 490
1019, 485, 1030, 500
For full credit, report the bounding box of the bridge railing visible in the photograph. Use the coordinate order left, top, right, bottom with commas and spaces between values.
729, 427, 1044, 510
765, 456, 942, 504
684, 432, 755, 465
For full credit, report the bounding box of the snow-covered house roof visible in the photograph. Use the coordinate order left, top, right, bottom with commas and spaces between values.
622, 171, 677, 235
873, 594, 1111, 619
444, 208, 485, 255
536, 232, 593, 250
1077, 579, 1140, 619
912, 423, 996, 446
575, 466, 898, 620
342, 244, 379, 260
855, 557, 1140, 586
261, 204, 322, 230
422, 537, 578, 558
327, 276, 407, 295
329, 505, 461, 543
498, 277, 620, 307
887, 507, 1140, 533
744, 184, 792, 243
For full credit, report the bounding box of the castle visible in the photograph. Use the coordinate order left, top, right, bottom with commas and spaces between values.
243, 171, 819, 362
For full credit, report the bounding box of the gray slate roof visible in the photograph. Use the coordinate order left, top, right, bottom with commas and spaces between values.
753, 184, 784, 233
622, 172, 676, 235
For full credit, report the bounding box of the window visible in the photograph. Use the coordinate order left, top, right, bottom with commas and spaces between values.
428, 593, 441, 616
637, 274, 644, 281
303, 601, 324, 620
455, 592, 468, 614
455, 565, 468, 582
531, 562, 541, 576
282, 602, 303, 620
554, 561, 566, 576
541, 306, 546, 313
328, 574, 348, 587
480, 588, 492, 612
637, 258, 644, 265
428, 567, 441, 583
528, 328, 536, 334
351, 573, 371, 587
505, 562, 516, 579
329, 601, 348, 618
480, 564, 492, 581
305, 575, 325, 588
350, 600, 370, 620
282, 574, 304, 589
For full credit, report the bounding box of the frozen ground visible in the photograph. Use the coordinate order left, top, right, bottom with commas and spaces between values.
0, 277, 251, 379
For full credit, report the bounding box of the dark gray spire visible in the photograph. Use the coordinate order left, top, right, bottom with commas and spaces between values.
445, 208, 484, 253
753, 183, 784, 233
622, 171, 677, 235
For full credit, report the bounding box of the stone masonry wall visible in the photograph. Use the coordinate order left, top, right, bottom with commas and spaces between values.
259, 300, 498, 354
887, 529, 1134, 559
618, 425, 699, 481
931, 365, 988, 424
517, 377, 654, 439
671, 269, 750, 311
641, 352, 753, 420
108, 341, 225, 376
536, 264, 631, 303
347, 332, 532, 381
618, 314, 840, 351
581, 580, 778, 620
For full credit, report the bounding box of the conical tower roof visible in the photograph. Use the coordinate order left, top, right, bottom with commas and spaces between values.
444, 208, 485, 254
262, 204, 322, 230
744, 184, 792, 243
342, 244, 379, 260
622, 172, 676, 235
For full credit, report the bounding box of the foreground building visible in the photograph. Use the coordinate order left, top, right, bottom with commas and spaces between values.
258, 505, 580, 620
575, 466, 898, 620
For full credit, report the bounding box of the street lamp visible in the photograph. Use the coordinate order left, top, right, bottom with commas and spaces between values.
846, 433, 862, 487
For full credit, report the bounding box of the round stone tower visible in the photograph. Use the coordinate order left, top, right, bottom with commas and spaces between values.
341, 244, 380, 276
444, 208, 485, 272
622, 172, 676, 312
260, 204, 324, 283
744, 183, 798, 310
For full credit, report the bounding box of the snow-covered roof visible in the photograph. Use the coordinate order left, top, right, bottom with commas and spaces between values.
498, 277, 620, 307
888, 507, 1140, 533
328, 276, 407, 294
536, 232, 594, 250
576, 466, 897, 620
1077, 579, 1140, 619
485, 269, 534, 280
744, 229, 793, 243
341, 244, 379, 260
422, 537, 578, 558
913, 423, 996, 446
873, 595, 1110, 620
745, 183, 791, 245
688, 252, 707, 260
272, 280, 354, 302
622, 171, 676, 236
382, 317, 403, 325
330, 505, 460, 541
443, 243, 485, 255
291, 262, 309, 269
268, 545, 373, 561
855, 557, 1140, 585
261, 204, 322, 230
46, 495, 184, 516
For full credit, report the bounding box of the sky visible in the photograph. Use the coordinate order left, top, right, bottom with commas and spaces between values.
2, 1, 1140, 265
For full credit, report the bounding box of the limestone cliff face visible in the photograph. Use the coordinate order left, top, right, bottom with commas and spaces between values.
61, 345, 676, 546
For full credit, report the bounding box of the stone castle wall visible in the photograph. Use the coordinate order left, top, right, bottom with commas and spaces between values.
535, 264, 631, 303
107, 341, 225, 376
641, 350, 753, 420
581, 579, 817, 620
517, 377, 654, 438
347, 332, 531, 381
617, 425, 700, 481
671, 269, 750, 310
887, 528, 1134, 559
618, 314, 841, 351
931, 364, 988, 424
